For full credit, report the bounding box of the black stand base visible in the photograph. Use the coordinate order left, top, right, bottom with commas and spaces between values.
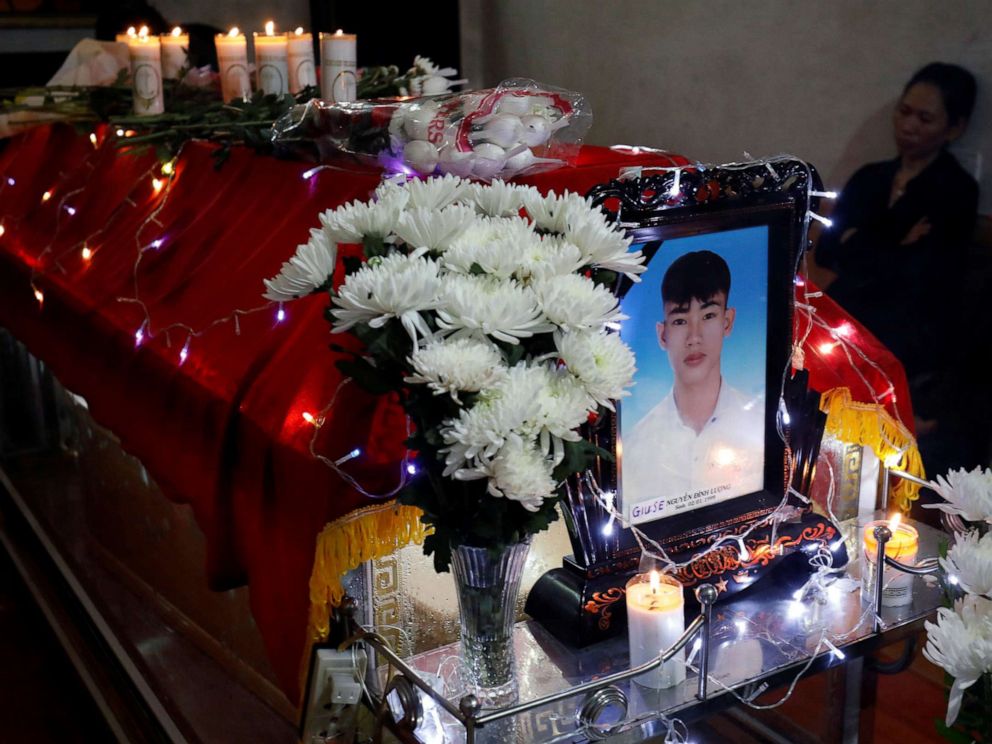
527, 511, 847, 648
525, 554, 639, 647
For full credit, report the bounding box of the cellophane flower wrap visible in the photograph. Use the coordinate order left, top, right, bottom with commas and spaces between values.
271, 78, 592, 182
264, 175, 641, 570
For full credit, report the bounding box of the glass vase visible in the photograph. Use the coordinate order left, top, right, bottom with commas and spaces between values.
449, 538, 531, 704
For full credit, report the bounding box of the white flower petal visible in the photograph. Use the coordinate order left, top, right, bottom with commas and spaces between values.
262, 229, 337, 301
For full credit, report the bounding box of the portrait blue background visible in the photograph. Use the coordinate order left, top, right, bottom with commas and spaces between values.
620, 225, 769, 430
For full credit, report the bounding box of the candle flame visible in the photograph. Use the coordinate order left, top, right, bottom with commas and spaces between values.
171, 26, 182, 37
138, 25, 149, 39
126, 26, 136, 37
228, 27, 240, 37
265, 20, 275, 36
294, 26, 304, 35
81, 246, 92, 261
888, 513, 902, 531
649, 570, 660, 594
334, 28, 344, 35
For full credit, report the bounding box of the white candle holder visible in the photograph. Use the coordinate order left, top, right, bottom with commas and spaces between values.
287, 29, 317, 94
319, 30, 356, 103
215, 29, 251, 103
254, 22, 289, 96
160, 27, 189, 80
128, 30, 164, 116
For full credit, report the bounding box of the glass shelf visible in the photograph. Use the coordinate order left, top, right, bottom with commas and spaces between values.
371, 514, 945, 743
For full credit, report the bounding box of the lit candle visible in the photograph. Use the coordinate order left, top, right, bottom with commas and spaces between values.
253, 21, 289, 96
625, 570, 685, 689
128, 27, 164, 116
116, 26, 137, 44
319, 29, 356, 103
287, 27, 316, 94
160, 27, 189, 80
863, 513, 919, 607
215, 27, 250, 103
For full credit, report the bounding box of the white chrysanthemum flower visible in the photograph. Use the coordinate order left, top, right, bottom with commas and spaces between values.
942, 531, 992, 596
394, 204, 476, 252
377, 173, 468, 211
486, 435, 557, 512
555, 330, 636, 410
441, 217, 539, 279
331, 253, 442, 344
524, 365, 593, 464
440, 365, 542, 475
319, 190, 408, 243
520, 235, 586, 281
262, 228, 337, 301
435, 274, 552, 344
924, 466, 992, 524
924, 596, 992, 726
532, 274, 624, 332
565, 211, 647, 280
466, 180, 530, 217
522, 189, 591, 234
405, 337, 507, 401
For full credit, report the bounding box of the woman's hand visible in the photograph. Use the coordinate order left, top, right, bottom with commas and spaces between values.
901, 217, 932, 245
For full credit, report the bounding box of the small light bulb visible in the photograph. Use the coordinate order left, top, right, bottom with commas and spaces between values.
276, 304, 286, 323
781, 410, 791, 425
0, 224, 5, 238
302, 412, 316, 425
116, 128, 125, 137
89, 132, 98, 147
81, 246, 92, 261
949, 574, 959, 586
151, 178, 163, 192
134, 327, 144, 347
65, 206, 76, 216
810, 212, 833, 228
41, 190, 52, 202
406, 463, 417, 476
161, 160, 174, 176
5, 177, 14, 186
178, 338, 190, 365
350, 448, 361, 458
150, 238, 164, 249
33, 288, 44, 305
817, 341, 836, 355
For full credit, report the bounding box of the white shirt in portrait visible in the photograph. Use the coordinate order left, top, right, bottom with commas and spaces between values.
621, 381, 765, 524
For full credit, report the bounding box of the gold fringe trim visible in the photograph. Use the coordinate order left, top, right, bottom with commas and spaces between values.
819, 387, 925, 511
300, 500, 429, 702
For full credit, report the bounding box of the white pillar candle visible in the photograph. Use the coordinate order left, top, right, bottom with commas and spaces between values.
287, 27, 316, 94
319, 29, 356, 103
160, 27, 189, 80
215, 27, 251, 103
626, 571, 685, 689
116, 27, 137, 44
863, 514, 919, 607
253, 21, 289, 96
128, 28, 164, 116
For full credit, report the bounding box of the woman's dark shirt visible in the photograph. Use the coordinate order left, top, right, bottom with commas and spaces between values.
815, 150, 978, 404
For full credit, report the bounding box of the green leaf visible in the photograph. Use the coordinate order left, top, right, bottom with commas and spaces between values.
335, 357, 397, 395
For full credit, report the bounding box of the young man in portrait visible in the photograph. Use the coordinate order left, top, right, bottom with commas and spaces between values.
622, 250, 765, 523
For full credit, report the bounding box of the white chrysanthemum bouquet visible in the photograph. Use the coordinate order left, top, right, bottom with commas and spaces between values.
920, 466, 992, 735
264, 174, 642, 570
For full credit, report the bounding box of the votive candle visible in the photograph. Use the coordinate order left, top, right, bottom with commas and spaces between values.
287, 27, 316, 94
160, 27, 189, 80
319, 29, 356, 103
116, 26, 137, 44
863, 514, 919, 607
215, 27, 250, 103
626, 571, 685, 689
128, 27, 164, 116
253, 21, 289, 96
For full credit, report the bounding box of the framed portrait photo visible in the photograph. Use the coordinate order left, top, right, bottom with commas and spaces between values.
587, 163, 811, 564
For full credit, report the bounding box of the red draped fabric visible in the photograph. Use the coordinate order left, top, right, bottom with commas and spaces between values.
0, 126, 911, 702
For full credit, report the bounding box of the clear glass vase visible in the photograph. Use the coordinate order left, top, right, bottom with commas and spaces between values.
449, 538, 531, 704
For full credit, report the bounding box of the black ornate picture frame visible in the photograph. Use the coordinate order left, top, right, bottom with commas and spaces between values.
582, 160, 817, 565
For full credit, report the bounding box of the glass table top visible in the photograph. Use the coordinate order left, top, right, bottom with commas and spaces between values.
374, 514, 946, 743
